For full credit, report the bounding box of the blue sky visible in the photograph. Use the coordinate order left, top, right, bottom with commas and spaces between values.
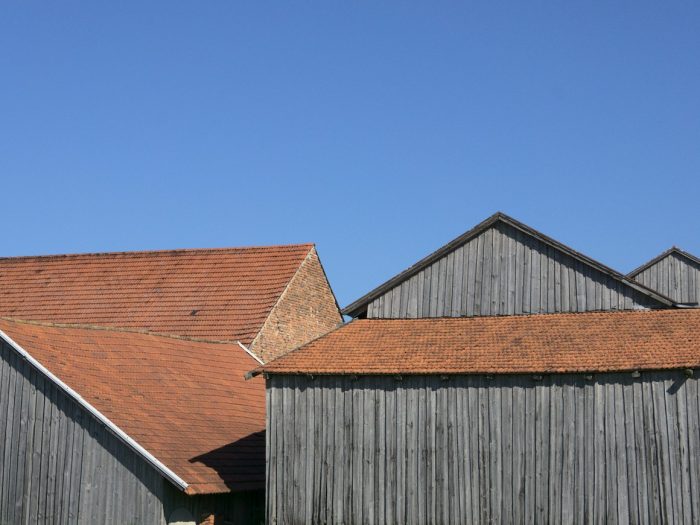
1, 2, 699, 308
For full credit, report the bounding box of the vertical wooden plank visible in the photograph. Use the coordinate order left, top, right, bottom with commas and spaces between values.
489, 226, 501, 315
622, 379, 640, 525
265, 385, 275, 523
583, 378, 595, 524
530, 242, 541, 314
664, 375, 684, 523
407, 275, 419, 318
593, 380, 606, 525
477, 229, 490, 316
0, 350, 19, 524
521, 234, 532, 314
422, 266, 432, 319
478, 376, 491, 523
443, 250, 455, 317
535, 377, 550, 524
524, 379, 536, 523
686, 377, 700, 523
395, 380, 407, 525
467, 377, 480, 524
385, 381, 397, 525
548, 377, 562, 525
465, 237, 477, 316
632, 379, 650, 525
513, 231, 524, 315
452, 246, 464, 316
512, 379, 525, 525
501, 380, 513, 523
351, 382, 364, 523
12, 359, 32, 524
406, 381, 418, 525
362, 386, 375, 525
561, 379, 576, 525
614, 381, 629, 524
547, 245, 556, 312
339, 376, 351, 521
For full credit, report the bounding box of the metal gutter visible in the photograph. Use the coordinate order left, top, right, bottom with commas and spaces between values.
0, 329, 190, 492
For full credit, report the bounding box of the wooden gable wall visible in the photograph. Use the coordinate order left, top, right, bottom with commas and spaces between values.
631, 251, 700, 305
366, 220, 664, 318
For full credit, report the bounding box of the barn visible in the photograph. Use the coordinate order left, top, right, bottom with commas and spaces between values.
255, 213, 697, 524
0, 244, 342, 524
259, 309, 700, 524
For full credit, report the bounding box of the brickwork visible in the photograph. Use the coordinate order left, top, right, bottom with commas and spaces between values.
251, 248, 342, 362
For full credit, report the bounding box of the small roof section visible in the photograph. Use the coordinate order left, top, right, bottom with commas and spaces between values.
628, 246, 700, 278
342, 212, 674, 317
0, 244, 314, 345
256, 309, 700, 376
0, 318, 265, 495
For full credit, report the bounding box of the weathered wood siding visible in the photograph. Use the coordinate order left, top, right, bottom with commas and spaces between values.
633, 252, 700, 305
367, 222, 660, 318
267, 372, 700, 524
0, 339, 263, 524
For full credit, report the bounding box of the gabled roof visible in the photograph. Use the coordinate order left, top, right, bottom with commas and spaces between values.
342, 212, 675, 317
257, 309, 700, 376
0, 244, 313, 345
0, 318, 265, 495
628, 246, 700, 278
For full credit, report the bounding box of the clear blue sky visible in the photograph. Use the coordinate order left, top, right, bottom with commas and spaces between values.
1, 2, 699, 308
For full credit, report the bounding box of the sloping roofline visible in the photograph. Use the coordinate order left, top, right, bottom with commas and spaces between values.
628, 246, 700, 278
0, 326, 190, 493
0, 242, 315, 261
342, 212, 676, 317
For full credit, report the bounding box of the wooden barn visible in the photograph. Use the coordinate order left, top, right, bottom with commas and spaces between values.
629, 247, 700, 306
255, 213, 697, 524
259, 309, 700, 524
0, 244, 342, 524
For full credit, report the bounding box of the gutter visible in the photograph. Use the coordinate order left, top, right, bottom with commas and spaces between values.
0, 329, 190, 493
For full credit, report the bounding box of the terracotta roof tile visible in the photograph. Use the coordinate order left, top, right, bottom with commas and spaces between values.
260, 309, 700, 375
0, 318, 265, 495
0, 245, 313, 344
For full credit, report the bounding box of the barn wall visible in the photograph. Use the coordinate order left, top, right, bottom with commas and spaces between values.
267, 372, 700, 525
0, 339, 263, 525
633, 252, 699, 304
367, 222, 661, 318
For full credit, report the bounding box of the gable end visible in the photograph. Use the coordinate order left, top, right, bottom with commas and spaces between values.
344, 213, 673, 319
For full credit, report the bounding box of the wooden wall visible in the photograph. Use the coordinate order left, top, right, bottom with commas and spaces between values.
633, 252, 699, 305
366, 221, 662, 318
267, 371, 700, 525
0, 339, 263, 525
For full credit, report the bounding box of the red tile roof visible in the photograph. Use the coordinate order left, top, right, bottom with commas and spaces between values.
0, 318, 265, 495
259, 309, 700, 375
0, 245, 313, 345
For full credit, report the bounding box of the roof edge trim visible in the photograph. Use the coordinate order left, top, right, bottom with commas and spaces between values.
237, 341, 264, 365
0, 329, 190, 492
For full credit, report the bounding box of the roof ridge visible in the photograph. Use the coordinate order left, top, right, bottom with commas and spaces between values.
0, 317, 238, 345
0, 243, 315, 261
